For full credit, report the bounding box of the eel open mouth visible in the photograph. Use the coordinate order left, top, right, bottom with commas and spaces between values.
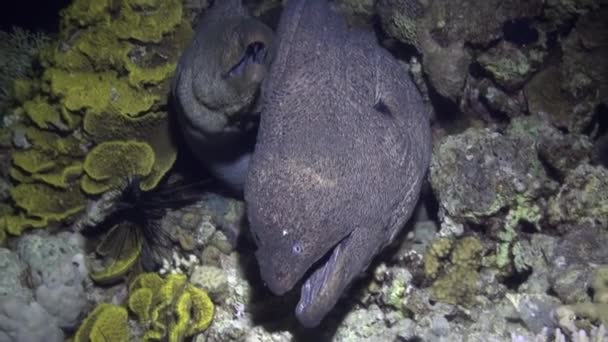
223, 41, 268, 79
295, 233, 352, 327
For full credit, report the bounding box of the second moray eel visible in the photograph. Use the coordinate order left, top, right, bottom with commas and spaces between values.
172, 0, 274, 195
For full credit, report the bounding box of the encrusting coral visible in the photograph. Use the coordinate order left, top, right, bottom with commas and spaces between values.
0, 0, 191, 239
424, 236, 485, 305
128, 273, 214, 341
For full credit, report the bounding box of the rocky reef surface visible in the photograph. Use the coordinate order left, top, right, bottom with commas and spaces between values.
0, 0, 607, 341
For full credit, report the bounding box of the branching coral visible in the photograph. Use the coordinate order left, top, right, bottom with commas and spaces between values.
128, 273, 214, 341
424, 236, 484, 305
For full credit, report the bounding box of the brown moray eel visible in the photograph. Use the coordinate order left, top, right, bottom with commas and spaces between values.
172, 0, 274, 195
245, 0, 432, 327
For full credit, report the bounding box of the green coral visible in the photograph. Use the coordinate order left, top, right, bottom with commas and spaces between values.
3, 0, 186, 237
0, 214, 47, 237
423, 237, 453, 278
129, 273, 214, 342
10, 126, 86, 189
90, 236, 142, 284
9, 182, 84, 224
425, 236, 484, 305
493, 196, 542, 271
44, 69, 158, 116
83, 110, 177, 191
22, 96, 67, 130
113, 0, 183, 43
74, 303, 129, 342
82, 140, 155, 194
61, 0, 111, 27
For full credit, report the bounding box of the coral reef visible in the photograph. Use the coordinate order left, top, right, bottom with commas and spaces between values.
0, 0, 607, 341
128, 273, 214, 341
73, 303, 129, 342
1, 0, 190, 239
425, 236, 485, 305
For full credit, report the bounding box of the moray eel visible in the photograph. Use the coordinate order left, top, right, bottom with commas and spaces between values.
172, 0, 274, 195
244, 0, 432, 327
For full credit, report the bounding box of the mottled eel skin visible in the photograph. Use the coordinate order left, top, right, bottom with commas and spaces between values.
172, 0, 274, 195
245, 0, 432, 327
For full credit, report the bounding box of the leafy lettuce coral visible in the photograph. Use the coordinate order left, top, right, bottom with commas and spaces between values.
1, 0, 191, 238
74, 303, 129, 342
128, 273, 214, 341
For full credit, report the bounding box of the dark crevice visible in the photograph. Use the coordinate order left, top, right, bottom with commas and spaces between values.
546, 287, 559, 298
468, 62, 486, 79
520, 222, 538, 234
426, 81, 463, 126
587, 286, 595, 300
583, 104, 608, 138
501, 267, 533, 290
403, 337, 425, 342
478, 93, 511, 124
538, 152, 563, 183
423, 185, 440, 223
503, 18, 539, 46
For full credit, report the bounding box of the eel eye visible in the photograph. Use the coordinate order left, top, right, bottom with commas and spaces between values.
292, 242, 303, 255
222, 41, 268, 79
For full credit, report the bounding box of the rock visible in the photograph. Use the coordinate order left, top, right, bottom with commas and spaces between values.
16, 232, 88, 329
0, 296, 64, 342
0, 248, 31, 302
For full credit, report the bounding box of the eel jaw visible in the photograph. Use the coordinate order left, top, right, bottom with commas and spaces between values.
295, 235, 348, 328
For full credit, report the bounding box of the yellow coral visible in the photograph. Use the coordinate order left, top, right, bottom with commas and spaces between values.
424, 237, 454, 278
22, 96, 65, 130
3, 0, 185, 238
24, 127, 84, 156
426, 236, 485, 305
0, 214, 47, 236
90, 224, 143, 284
76, 26, 131, 71
89, 242, 142, 284
44, 69, 158, 116
61, 0, 111, 27
129, 272, 164, 293
12, 149, 57, 174
129, 273, 214, 341
82, 140, 155, 194
83, 111, 177, 191
128, 287, 154, 322
10, 183, 85, 221
74, 303, 129, 342
114, 0, 183, 43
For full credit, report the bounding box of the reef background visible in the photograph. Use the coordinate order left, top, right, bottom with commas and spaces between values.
0, 0, 607, 341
